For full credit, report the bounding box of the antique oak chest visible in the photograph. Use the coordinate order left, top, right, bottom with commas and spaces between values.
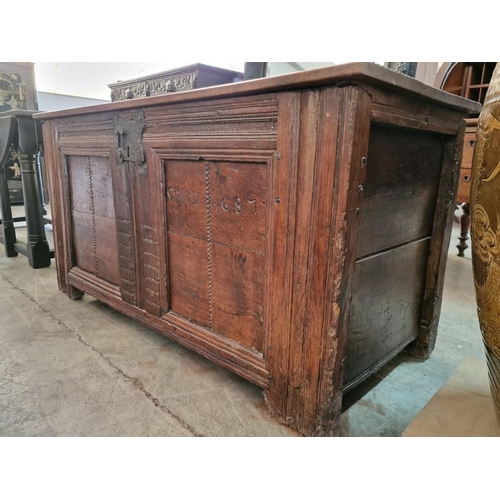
36, 63, 480, 436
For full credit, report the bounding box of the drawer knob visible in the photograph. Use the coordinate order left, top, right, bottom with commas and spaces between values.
469, 140, 475, 147
463, 174, 471, 182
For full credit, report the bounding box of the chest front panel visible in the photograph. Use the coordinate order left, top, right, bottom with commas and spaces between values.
165, 159, 267, 351
53, 94, 283, 375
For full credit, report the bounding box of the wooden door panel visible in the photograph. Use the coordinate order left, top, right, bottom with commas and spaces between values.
66, 155, 120, 286
164, 158, 268, 353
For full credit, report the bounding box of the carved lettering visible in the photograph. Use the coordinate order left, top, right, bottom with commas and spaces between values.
167, 187, 200, 206
218, 196, 259, 214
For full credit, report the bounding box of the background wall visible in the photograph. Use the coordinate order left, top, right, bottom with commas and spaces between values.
37, 91, 109, 111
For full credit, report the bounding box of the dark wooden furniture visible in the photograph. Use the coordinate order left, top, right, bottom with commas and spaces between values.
108, 63, 243, 102
434, 62, 495, 256
0, 110, 52, 268
1, 62, 39, 204
37, 63, 480, 436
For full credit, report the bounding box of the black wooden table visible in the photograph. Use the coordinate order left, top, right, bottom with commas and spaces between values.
0, 110, 52, 268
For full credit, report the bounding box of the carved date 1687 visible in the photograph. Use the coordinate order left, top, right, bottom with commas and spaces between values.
167, 187, 260, 214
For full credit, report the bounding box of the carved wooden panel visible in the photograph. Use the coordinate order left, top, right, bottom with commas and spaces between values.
129, 147, 165, 317
165, 159, 267, 352
67, 155, 120, 286
108, 63, 243, 101
143, 94, 278, 144
109, 160, 137, 305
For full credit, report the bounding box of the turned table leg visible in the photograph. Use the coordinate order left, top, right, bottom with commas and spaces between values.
18, 152, 51, 268
457, 202, 470, 257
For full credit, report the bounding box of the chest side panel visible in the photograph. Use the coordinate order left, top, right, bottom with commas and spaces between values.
346, 125, 445, 386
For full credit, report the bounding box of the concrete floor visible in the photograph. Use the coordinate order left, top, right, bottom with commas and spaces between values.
0, 209, 484, 436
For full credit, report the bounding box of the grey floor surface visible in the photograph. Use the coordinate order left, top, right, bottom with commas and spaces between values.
0, 209, 484, 437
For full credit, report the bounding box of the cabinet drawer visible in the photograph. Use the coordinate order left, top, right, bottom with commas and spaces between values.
462, 132, 476, 165
457, 168, 472, 203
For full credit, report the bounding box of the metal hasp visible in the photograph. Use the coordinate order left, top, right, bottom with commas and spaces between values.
114, 111, 146, 173
0, 110, 52, 268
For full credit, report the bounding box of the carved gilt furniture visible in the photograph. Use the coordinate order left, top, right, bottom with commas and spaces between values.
470, 62, 500, 425
37, 63, 480, 436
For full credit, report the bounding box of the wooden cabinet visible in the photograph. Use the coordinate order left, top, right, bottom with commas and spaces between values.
458, 122, 476, 202
37, 63, 480, 436
108, 63, 243, 102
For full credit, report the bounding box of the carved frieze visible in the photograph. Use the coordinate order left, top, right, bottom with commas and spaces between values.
109, 63, 243, 102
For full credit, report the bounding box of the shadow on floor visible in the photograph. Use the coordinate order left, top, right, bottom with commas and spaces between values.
341, 352, 426, 413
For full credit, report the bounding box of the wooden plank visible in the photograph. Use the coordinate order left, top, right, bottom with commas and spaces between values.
264, 91, 301, 423
312, 86, 371, 436
286, 89, 321, 429
109, 153, 138, 306
286, 87, 343, 435
366, 84, 467, 135
131, 147, 164, 317
41, 122, 84, 299
357, 126, 443, 258
41, 121, 69, 294
345, 238, 431, 385
409, 121, 466, 358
